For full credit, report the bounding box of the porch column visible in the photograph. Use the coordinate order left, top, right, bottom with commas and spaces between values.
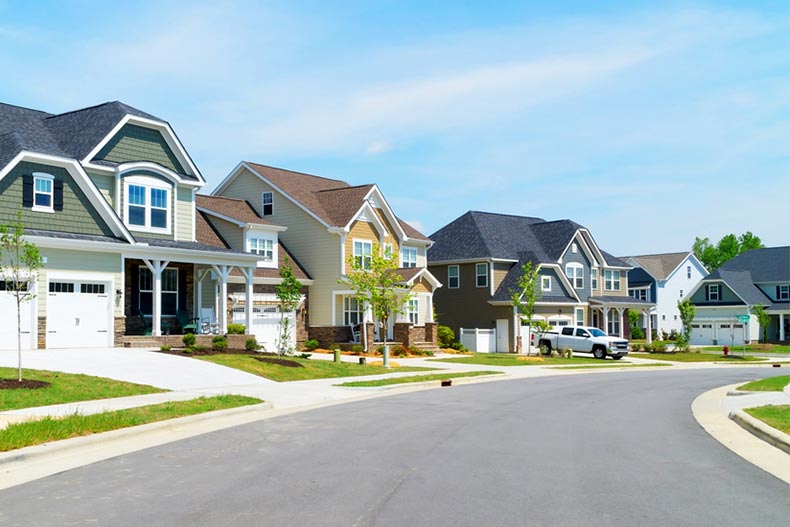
427, 294, 434, 323
781, 313, 785, 342
644, 308, 652, 344
617, 308, 625, 338
603, 308, 609, 335
143, 259, 170, 337
240, 267, 255, 335
212, 265, 232, 334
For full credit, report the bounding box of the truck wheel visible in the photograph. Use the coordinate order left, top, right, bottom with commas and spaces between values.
593, 346, 606, 360
541, 342, 552, 354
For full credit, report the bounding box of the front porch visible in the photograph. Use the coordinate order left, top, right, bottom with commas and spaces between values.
589, 296, 656, 342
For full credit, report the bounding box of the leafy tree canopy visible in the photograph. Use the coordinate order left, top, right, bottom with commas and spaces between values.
692, 231, 764, 271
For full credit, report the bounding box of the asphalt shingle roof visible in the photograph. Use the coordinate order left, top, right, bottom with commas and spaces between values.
718, 246, 790, 283
623, 252, 690, 279
196, 195, 279, 226
705, 268, 772, 306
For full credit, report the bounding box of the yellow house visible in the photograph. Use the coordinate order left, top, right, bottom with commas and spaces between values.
212, 162, 441, 349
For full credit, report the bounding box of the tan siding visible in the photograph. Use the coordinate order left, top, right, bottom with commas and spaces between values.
411, 280, 430, 294
346, 220, 379, 270
37, 249, 123, 317
220, 167, 341, 326
372, 208, 400, 255
176, 187, 193, 241
209, 217, 244, 251
88, 171, 115, 208
493, 262, 512, 291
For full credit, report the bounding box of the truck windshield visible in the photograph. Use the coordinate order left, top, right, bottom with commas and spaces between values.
588, 328, 607, 337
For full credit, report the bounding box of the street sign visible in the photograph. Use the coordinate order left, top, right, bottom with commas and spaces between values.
737, 315, 750, 323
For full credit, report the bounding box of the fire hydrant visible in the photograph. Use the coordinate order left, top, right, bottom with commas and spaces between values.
723, 346, 729, 356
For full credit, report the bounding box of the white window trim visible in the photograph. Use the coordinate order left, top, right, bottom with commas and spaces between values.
708, 284, 721, 301
401, 246, 418, 268
353, 239, 373, 270
541, 275, 552, 292
408, 298, 419, 325
575, 307, 585, 326
590, 268, 598, 290
778, 285, 790, 300
448, 265, 460, 289
571, 242, 578, 253
604, 269, 621, 291
262, 191, 273, 216
124, 175, 172, 235
475, 263, 488, 288
565, 263, 584, 289
343, 296, 364, 326
31, 172, 54, 213
139, 266, 178, 317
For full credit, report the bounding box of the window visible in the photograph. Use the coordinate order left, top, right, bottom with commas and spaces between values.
448, 265, 459, 289
49, 282, 74, 293
630, 289, 648, 301
541, 276, 552, 292
674, 315, 678, 320
0, 281, 28, 292
590, 268, 598, 290
604, 270, 621, 291
565, 263, 583, 289
401, 247, 417, 268
575, 307, 584, 326
33, 173, 54, 211
353, 240, 373, 270
262, 192, 273, 216
139, 267, 178, 316
777, 285, 790, 300
80, 283, 105, 294
249, 238, 274, 261
344, 297, 363, 326
607, 309, 620, 335
575, 328, 588, 337
706, 284, 721, 302
687, 266, 692, 279
571, 243, 578, 253
561, 327, 574, 336
679, 289, 683, 298
408, 298, 419, 325
476, 263, 488, 288
125, 180, 170, 232
383, 243, 393, 258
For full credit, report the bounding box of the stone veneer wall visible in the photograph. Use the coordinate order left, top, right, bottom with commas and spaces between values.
114, 317, 126, 346
308, 326, 353, 346
394, 323, 438, 347
37, 317, 46, 349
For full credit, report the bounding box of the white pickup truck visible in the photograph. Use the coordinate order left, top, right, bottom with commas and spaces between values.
531, 326, 629, 360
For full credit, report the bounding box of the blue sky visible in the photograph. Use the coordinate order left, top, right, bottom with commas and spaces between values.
1, 1, 788, 255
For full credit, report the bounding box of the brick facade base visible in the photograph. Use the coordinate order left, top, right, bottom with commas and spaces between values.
308, 326, 354, 347
123, 334, 252, 349
37, 317, 46, 349
114, 317, 126, 347
394, 322, 438, 347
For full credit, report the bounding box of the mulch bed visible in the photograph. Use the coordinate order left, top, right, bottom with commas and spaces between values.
253, 357, 304, 368
156, 347, 256, 357
0, 379, 50, 390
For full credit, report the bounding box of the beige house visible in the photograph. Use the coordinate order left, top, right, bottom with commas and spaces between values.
212, 162, 441, 349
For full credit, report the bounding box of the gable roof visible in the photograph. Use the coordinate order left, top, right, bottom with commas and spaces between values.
196, 194, 279, 227
237, 162, 430, 241
623, 252, 690, 280
0, 101, 199, 181
718, 246, 790, 282
704, 268, 771, 306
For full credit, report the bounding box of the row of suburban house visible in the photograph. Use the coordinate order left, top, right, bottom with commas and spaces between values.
0, 100, 787, 352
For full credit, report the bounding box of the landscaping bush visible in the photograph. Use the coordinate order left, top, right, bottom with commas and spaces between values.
212, 335, 228, 350
304, 339, 319, 351
227, 323, 246, 335
192, 345, 206, 352
377, 345, 386, 355
631, 327, 644, 340
351, 344, 364, 354
437, 325, 455, 348
668, 329, 678, 341
450, 342, 468, 352
245, 337, 260, 352
160, 345, 172, 352
651, 341, 668, 353
182, 333, 197, 348
392, 345, 409, 357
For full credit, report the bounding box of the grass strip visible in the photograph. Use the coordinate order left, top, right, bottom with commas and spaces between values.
548, 363, 672, 370
337, 371, 502, 387
0, 368, 165, 411
429, 354, 620, 366
701, 345, 790, 354
0, 395, 261, 452
198, 354, 435, 382
737, 375, 790, 392
628, 352, 764, 363
743, 405, 790, 435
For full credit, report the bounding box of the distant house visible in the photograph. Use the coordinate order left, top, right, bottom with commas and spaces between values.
687, 246, 790, 346
622, 252, 707, 338
212, 162, 441, 349
427, 211, 653, 352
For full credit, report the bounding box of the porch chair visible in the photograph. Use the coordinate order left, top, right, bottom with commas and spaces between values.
135, 307, 152, 336
350, 324, 361, 343
200, 307, 220, 335
176, 309, 199, 334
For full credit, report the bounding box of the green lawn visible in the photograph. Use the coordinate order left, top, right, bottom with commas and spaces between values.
737, 375, 790, 392
744, 405, 790, 434
198, 355, 435, 382
700, 345, 790, 354
429, 353, 620, 366
628, 352, 764, 363
0, 368, 165, 411
337, 371, 502, 387
0, 395, 261, 452
549, 363, 672, 370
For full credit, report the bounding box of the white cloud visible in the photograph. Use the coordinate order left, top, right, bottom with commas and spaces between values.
365, 140, 391, 154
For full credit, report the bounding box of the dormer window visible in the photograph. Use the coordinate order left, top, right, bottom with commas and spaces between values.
776, 285, 789, 300
566, 263, 583, 289
124, 176, 171, 233
24, 172, 62, 213
262, 192, 273, 216
250, 238, 274, 262
541, 276, 552, 291
706, 284, 721, 301
572, 243, 578, 253
33, 174, 53, 211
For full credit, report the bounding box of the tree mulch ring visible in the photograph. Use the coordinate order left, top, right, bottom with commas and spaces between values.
253, 357, 304, 368
0, 379, 50, 390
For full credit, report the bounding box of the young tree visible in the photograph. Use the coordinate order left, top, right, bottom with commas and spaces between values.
510, 261, 542, 355
344, 244, 408, 367
274, 258, 303, 356
676, 299, 696, 352
752, 304, 771, 343
692, 231, 764, 271
0, 213, 43, 382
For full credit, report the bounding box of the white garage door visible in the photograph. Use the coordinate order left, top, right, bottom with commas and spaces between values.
47, 280, 111, 348
717, 323, 745, 347
0, 285, 35, 350
690, 323, 714, 346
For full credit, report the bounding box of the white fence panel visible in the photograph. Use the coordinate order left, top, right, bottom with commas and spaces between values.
460, 328, 497, 353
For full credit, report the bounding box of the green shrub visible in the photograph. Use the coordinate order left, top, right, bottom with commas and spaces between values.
160, 344, 172, 352
299, 352, 312, 359
351, 344, 364, 354
651, 341, 668, 353
245, 337, 260, 352
304, 339, 319, 351
227, 323, 246, 335
631, 327, 644, 340
450, 342, 468, 352
212, 335, 228, 350
392, 345, 408, 357
377, 345, 386, 355
192, 345, 206, 352
182, 333, 196, 348
437, 325, 455, 348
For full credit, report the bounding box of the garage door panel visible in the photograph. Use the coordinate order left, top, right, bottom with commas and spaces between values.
47, 280, 111, 349
0, 291, 34, 350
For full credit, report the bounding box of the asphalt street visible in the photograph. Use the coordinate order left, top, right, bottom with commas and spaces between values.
0, 368, 788, 526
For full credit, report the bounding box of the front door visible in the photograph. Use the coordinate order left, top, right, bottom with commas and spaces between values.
496, 319, 509, 353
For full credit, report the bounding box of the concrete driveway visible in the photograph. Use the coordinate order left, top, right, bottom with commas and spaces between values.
0, 348, 273, 390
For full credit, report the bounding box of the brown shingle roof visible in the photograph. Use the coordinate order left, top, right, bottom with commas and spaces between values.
195, 211, 228, 249
625, 252, 690, 280
244, 162, 430, 241
196, 194, 278, 226
228, 241, 311, 281
395, 267, 422, 282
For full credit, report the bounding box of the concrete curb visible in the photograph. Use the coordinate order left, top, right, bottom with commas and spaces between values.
337, 372, 508, 391
729, 409, 790, 455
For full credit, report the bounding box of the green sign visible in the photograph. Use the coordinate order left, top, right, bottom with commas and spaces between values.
737, 315, 750, 323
